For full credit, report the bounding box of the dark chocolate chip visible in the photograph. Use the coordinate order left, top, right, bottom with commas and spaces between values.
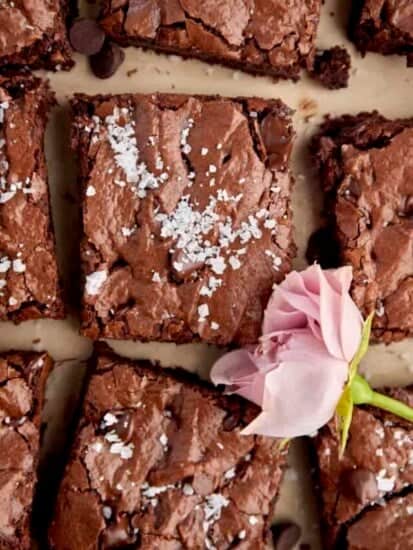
69, 19, 106, 56
341, 468, 379, 504
306, 227, 340, 268
90, 41, 125, 79
272, 522, 302, 550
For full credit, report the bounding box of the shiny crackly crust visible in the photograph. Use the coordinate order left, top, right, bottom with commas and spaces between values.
98, 0, 321, 80
72, 92, 296, 345
0, 351, 53, 550
0, 75, 65, 322
311, 112, 413, 343
0, 0, 74, 71
49, 346, 288, 550
313, 386, 413, 550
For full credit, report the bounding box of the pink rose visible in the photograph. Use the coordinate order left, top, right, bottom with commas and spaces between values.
211, 265, 364, 438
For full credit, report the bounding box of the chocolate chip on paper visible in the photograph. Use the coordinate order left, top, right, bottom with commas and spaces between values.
69, 19, 106, 56
272, 521, 302, 550
90, 41, 125, 79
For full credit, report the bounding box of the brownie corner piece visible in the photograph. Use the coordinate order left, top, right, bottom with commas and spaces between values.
49, 348, 288, 550
99, 0, 321, 80
0, 350, 53, 550
313, 386, 413, 550
350, 0, 413, 59
74, 92, 295, 345
311, 112, 413, 343
0, 1, 73, 71
0, 75, 64, 322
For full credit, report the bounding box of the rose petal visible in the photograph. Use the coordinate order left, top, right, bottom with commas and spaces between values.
242, 344, 348, 438
210, 349, 265, 406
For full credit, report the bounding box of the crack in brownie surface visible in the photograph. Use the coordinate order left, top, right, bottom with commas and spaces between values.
312, 113, 413, 343
314, 386, 413, 550
0, 75, 64, 322
99, 0, 321, 80
0, 351, 53, 550
0, 0, 73, 70
73, 93, 295, 344
49, 348, 288, 549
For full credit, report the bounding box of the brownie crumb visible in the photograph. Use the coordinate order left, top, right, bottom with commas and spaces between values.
311, 47, 351, 90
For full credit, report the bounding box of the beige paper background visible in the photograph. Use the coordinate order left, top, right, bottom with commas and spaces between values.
1, 0, 413, 547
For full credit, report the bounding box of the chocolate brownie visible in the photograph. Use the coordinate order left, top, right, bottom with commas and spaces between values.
0, 75, 64, 322
72, 92, 295, 344
311, 113, 413, 343
49, 347, 289, 550
311, 47, 351, 90
98, 0, 322, 81
314, 386, 413, 550
350, 0, 413, 62
0, 1, 73, 71
0, 350, 53, 550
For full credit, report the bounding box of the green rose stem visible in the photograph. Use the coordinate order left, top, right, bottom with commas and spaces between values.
351, 374, 413, 422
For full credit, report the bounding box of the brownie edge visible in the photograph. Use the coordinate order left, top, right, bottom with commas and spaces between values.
99, 0, 322, 81
49, 346, 289, 549
0, 351, 53, 550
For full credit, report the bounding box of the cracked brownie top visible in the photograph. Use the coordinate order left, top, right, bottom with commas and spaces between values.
72, 92, 295, 345
0, 350, 53, 550
0, 75, 64, 322
314, 385, 413, 550
98, 0, 321, 80
0, 0, 73, 70
312, 113, 413, 343
48, 348, 288, 550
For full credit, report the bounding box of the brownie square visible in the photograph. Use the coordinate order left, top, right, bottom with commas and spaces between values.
0, 350, 53, 550
311, 113, 413, 343
49, 347, 288, 550
0, 1, 73, 71
0, 75, 64, 322
350, 0, 413, 60
98, 0, 321, 81
72, 92, 295, 344
313, 386, 413, 550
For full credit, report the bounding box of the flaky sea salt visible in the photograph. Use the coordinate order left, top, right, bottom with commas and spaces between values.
85, 270, 108, 295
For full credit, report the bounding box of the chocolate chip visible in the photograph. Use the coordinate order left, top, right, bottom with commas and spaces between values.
90, 41, 125, 79
69, 19, 106, 56
272, 522, 302, 550
306, 227, 340, 268
260, 113, 293, 170
341, 468, 379, 504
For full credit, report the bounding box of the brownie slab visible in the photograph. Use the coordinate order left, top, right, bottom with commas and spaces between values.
350, 0, 413, 60
49, 348, 288, 550
73, 92, 295, 344
0, 1, 73, 71
0, 351, 53, 550
314, 386, 413, 550
0, 75, 64, 322
312, 113, 413, 343
99, 0, 321, 81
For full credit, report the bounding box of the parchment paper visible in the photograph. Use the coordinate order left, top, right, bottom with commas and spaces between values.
1, 0, 413, 548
